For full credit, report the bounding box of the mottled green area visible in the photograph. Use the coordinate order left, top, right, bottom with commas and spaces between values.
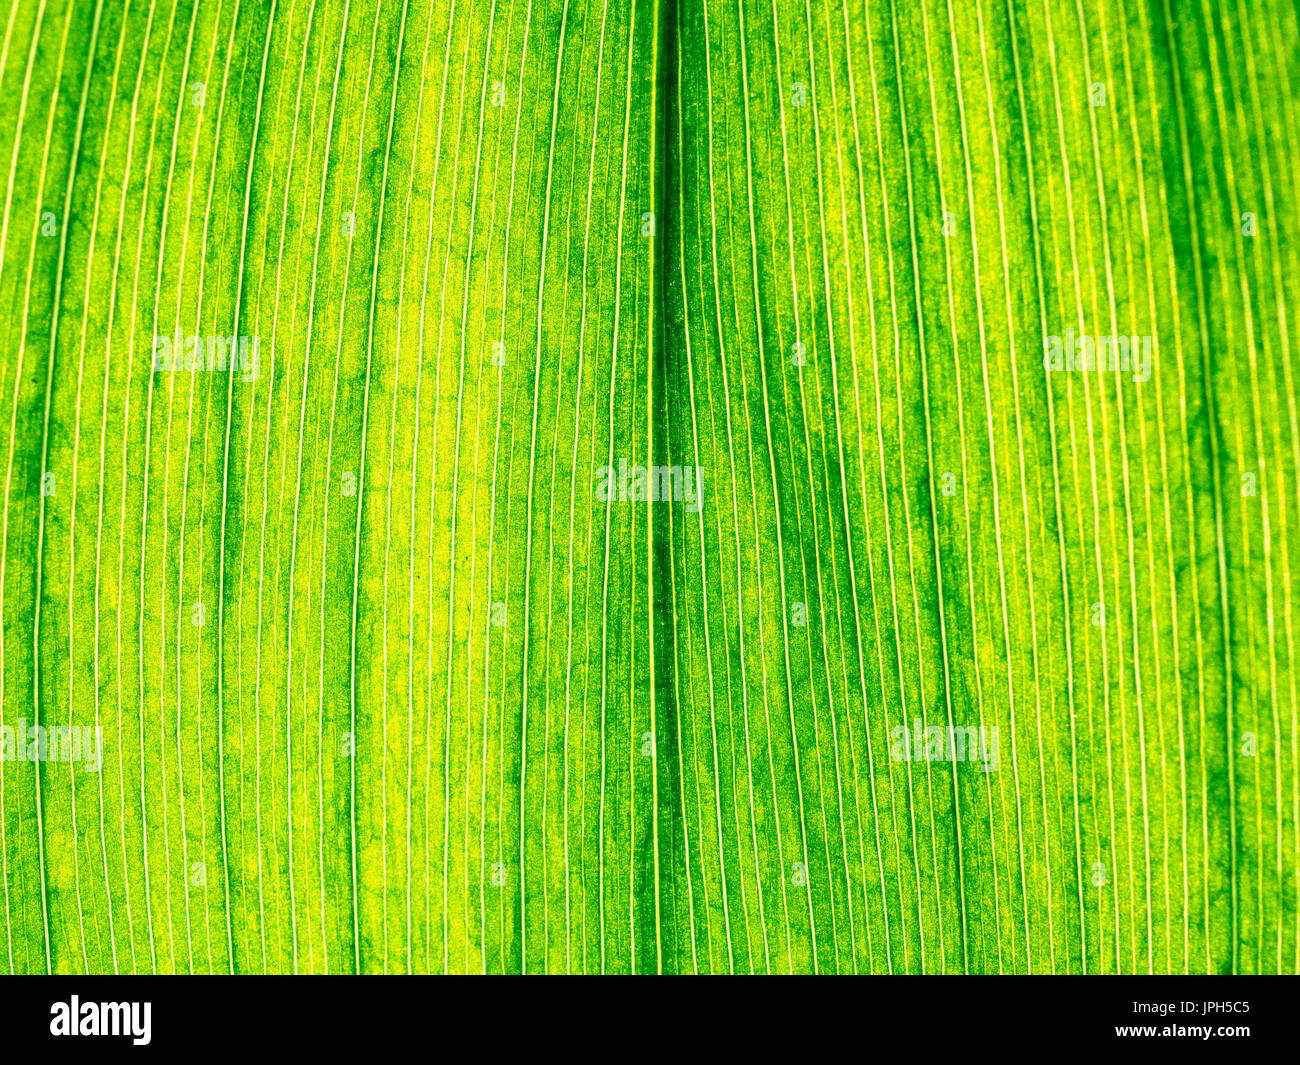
0, 0, 1296, 973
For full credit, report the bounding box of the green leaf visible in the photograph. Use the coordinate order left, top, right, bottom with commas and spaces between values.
0, 0, 1296, 973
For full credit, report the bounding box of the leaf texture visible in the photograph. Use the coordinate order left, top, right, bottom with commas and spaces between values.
0, 0, 1297, 974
